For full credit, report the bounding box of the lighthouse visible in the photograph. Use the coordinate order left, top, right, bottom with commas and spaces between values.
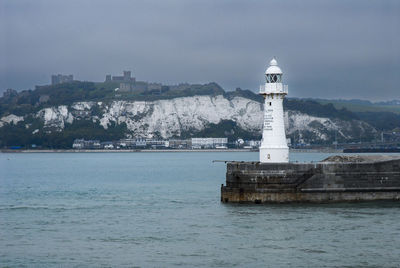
259, 58, 289, 163
222, 59, 400, 204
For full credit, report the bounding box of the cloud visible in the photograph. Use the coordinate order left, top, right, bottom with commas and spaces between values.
1, 0, 399, 100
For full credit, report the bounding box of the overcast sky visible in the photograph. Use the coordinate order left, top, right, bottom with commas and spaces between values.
1, 0, 399, 100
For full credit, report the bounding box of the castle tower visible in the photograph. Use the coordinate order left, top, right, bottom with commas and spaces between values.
259, 58, 289, 163
123, 71, 131, 81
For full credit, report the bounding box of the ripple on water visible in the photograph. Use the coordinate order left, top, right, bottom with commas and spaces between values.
2, 152, 400, 267
299, 248, 327, 254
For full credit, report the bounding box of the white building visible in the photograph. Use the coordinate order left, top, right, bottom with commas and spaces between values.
259, 58, 289, 163
249, 140, 261, 148
191, 138, 228, 149
72, 139, 101, 149
72, 139, 84, 149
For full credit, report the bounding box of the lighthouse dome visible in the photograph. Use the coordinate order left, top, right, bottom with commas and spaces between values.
265, 58, 282, 74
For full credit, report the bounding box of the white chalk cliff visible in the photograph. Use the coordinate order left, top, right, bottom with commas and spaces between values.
0, 94, 376, 142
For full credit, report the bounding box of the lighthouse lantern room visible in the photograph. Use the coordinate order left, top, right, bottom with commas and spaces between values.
259, 58, 289, 163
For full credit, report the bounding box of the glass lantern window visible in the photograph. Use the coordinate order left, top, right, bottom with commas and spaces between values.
266, 74, 282, 83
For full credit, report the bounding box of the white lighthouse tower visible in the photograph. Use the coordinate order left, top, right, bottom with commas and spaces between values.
259, 58, 289, 163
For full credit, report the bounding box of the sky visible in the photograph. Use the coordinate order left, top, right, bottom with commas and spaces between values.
1, 0, 399, 101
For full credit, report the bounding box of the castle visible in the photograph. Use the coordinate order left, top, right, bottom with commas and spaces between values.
105, 71, 136, 91
105, 71, 163, 92
51, 74, 73, 85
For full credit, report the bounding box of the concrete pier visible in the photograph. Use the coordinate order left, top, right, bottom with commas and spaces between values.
221, 155, 400, 203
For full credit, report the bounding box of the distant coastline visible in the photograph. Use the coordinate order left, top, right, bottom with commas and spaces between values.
1, 149, 253, 153
1, 148, 343, 153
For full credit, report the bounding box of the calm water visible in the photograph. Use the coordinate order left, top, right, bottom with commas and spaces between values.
1, 152, 400, 267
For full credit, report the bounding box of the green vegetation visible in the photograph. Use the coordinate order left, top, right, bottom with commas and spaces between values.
0, 120, 127, 149
224, 88, 264, 103
313, 99, 400, 114
306, 98, 400, 131
284, 99, 357, 121
356, 112, 400, 131
0, 81, 225, 117
117, 82, 225, 101
180, 120, 260, 142
0, 81, 116, 117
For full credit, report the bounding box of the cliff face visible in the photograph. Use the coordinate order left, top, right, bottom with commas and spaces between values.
0, 94, 376, 143
97, 96, 263, 138
285, 110, 375, 143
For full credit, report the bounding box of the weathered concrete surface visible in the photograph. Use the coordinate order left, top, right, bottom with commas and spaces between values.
221, 155, 400, 203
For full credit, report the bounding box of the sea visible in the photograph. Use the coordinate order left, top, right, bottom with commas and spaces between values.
1, 152, 400, 267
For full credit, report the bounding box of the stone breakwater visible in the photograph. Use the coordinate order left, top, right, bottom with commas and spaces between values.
221, 155, 400, 203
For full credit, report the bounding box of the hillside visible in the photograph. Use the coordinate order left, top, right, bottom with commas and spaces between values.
0, 81, 383, 148
310, 98, 400, 114
309, 98, 400, 131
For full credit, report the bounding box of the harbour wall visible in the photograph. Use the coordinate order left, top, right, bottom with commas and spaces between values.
221, 157, 400, 203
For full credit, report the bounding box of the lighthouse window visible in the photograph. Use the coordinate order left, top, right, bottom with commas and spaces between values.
266, 74, 282, 83
268, 102, 272, 106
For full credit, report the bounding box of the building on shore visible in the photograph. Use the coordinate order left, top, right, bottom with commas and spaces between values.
168, 139, 192, 149
101, 141, 114, 149
71, 138, 235, 150
72, 139, 101, 149
191, 138, 228, 149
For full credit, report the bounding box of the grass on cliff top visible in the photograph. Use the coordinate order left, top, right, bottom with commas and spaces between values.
315, 99, 400, 114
